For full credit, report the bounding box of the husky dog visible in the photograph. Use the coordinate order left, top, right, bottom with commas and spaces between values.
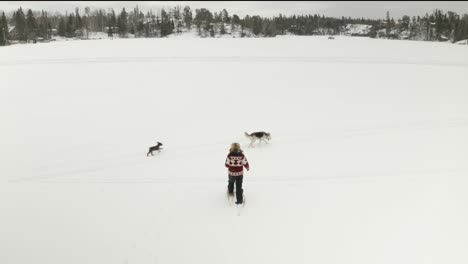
147, 142, 163, 156
244, 132, 271, 147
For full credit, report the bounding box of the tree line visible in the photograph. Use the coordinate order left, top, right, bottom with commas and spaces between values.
1, 5, 468, 46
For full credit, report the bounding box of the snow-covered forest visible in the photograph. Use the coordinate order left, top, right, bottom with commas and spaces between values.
1, 5, 468, 46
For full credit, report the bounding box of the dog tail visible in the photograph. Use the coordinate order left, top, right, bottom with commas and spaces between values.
244, 132, 250, 137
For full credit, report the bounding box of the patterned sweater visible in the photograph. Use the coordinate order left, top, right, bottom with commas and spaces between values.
225, 151, 250, 176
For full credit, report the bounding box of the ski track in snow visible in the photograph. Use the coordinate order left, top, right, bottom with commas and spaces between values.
1, 55, 468, 68
9, 117, 468, 183
23, 168, 468, 184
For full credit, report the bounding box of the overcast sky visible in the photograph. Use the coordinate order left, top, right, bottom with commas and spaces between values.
1, 1, 467, 19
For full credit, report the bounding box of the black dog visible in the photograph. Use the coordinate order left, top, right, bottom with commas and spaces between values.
147, 142, 163, 156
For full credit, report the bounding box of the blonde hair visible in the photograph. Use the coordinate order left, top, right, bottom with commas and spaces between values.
230, 142, 242, 153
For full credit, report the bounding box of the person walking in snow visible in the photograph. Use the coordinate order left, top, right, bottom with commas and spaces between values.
225, 142, 249, 204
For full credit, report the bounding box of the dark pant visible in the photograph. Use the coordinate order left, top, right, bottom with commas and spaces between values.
228, 175, 243, 203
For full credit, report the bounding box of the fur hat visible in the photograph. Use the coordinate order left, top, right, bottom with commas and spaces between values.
230, 142, 242, 153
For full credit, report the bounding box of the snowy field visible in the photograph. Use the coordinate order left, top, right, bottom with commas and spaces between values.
1, 36, 468, 264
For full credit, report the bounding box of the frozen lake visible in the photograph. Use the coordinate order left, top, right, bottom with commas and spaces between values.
1, 36, 468, 264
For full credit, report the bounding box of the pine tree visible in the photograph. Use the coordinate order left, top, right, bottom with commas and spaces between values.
173, 6, 181, 21
26, 10, 37, 41
38, 10, 45, 38
401, 15, 410, 31
57, 17, 66, 36
194, 8, 213, 35
84, 6, 91, 39
251, 16, 262, 35
160, 9, 174, 37
118, 8, 128, 37
221, 9, 229, 23
136, 21, 144, 36
109, 8, 117, 31
38, 10, 51, 39
385, 11, 391, 38
160, 9, 168, 36
183, 6, 192, 29
97, 9, 104, 32
0, 27, 4, 46
15, 7, 27, 41
66, 14, 75, 37
0, 11, 8, 46
231, 14, 240, 25
75, 7, 82, 33
264, 19, 277, 37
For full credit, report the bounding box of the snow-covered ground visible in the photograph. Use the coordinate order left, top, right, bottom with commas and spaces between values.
1, 36, 468, 264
